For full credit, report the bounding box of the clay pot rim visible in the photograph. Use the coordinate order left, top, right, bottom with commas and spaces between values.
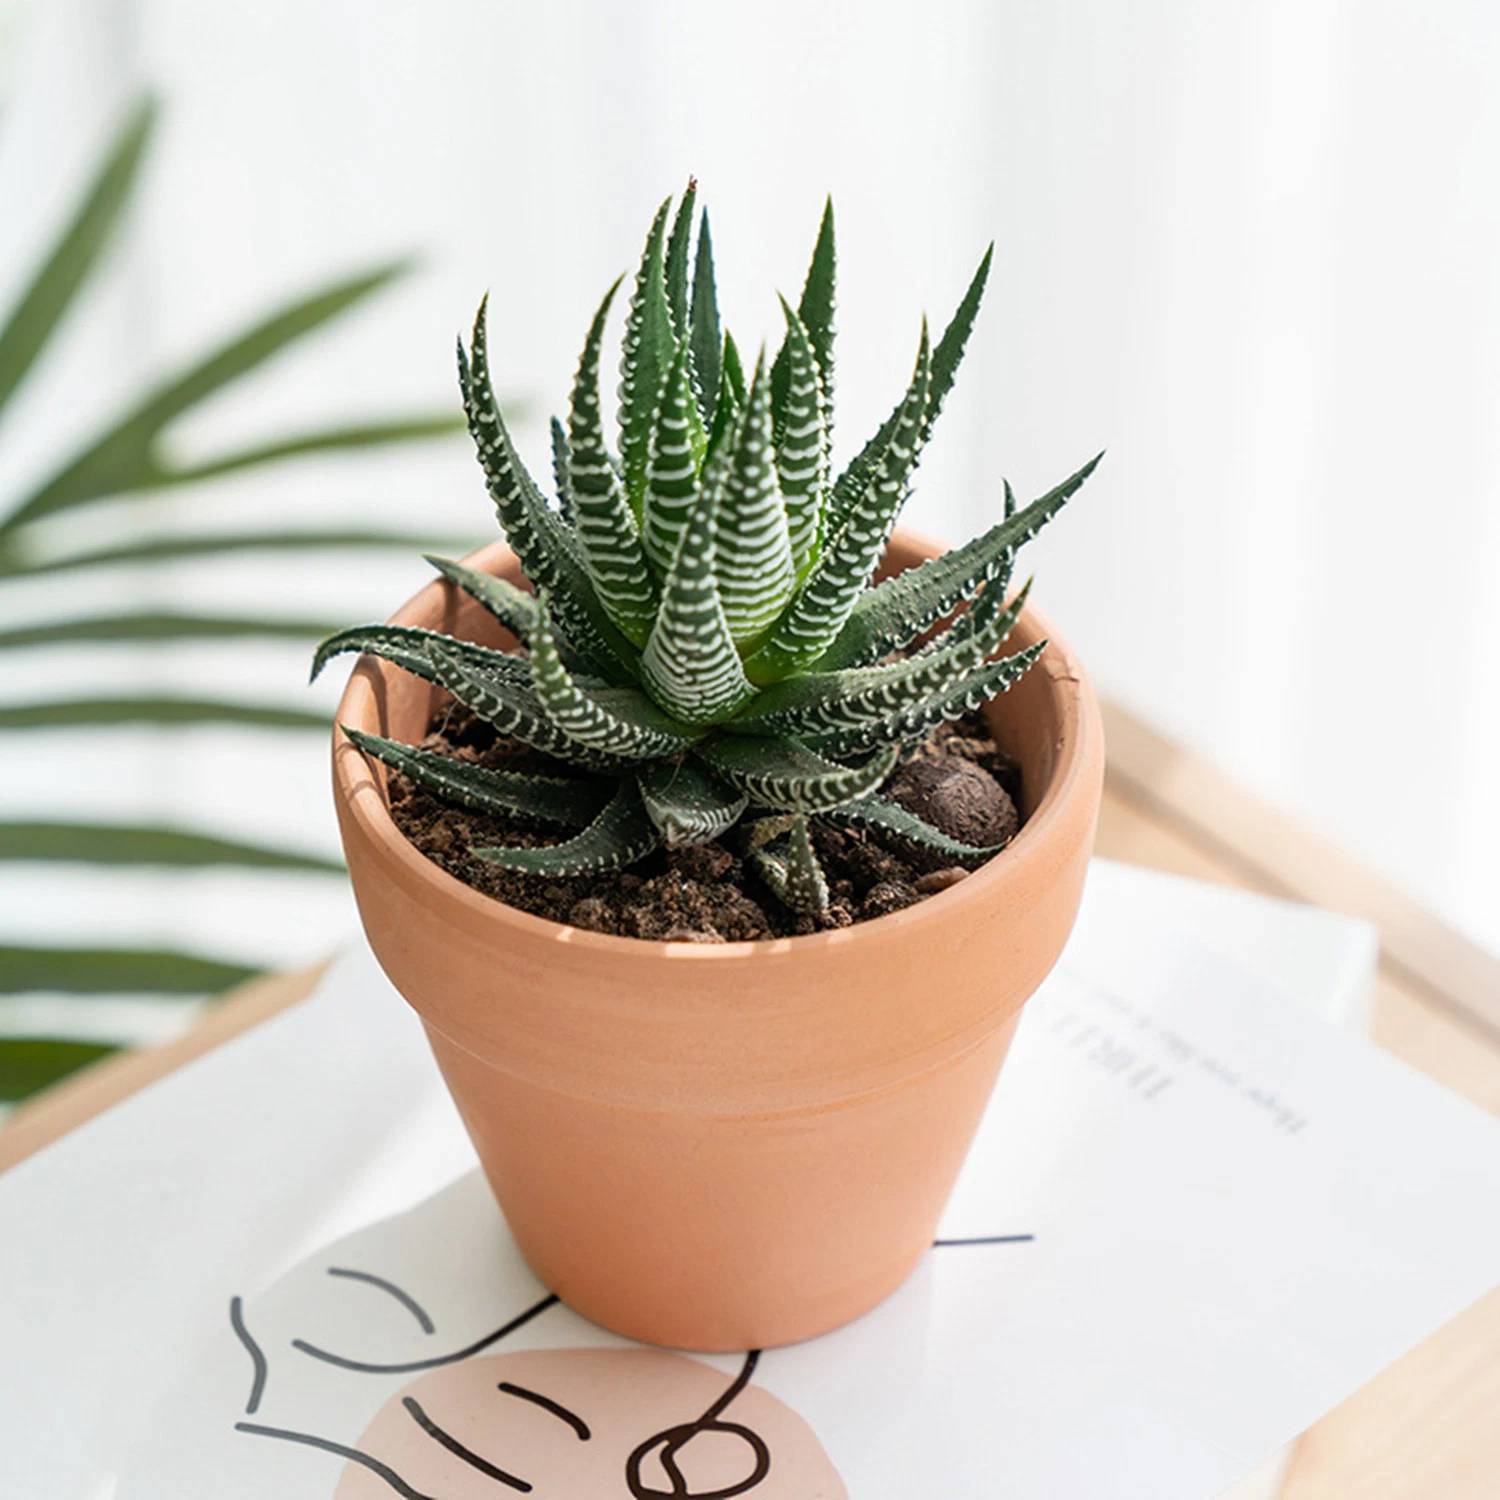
333, 526, 1099, 963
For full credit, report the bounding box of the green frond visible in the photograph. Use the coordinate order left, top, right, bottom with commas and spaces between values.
461, 300, 639, 684
0, 821, 342, 872
715, 350, 795, 645
816, 454, 1100, 670
743, 325, 931, 685
549, 416, 576, 525
341, 726, 607, 827
617, 198, 677, 508
529, 599, 699, 760
310, 623, 529, 687
750, 813, 828, 914
642, 336, 709, 577
639, 758, 747, 847
568, 278, 659, 646
473, 780, 660, 876
0, 697, 328, 731
641, 464, 756, 726
424, 554, 540, 643
774, 298, 828, 578
425, 641, 632, 772
770, 198, 835, 437
695, 736, 898, 813
735, 578, 1031, 740
0, 612, 342, 651
664, 180, 698, 336
0, 944, 257, 995
689, 212, 721, 422
0, 1039, 121, 1103
808, 640, 1046, 760
826, 795, 1009, 860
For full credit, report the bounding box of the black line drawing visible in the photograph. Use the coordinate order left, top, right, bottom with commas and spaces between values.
235, 1420, 436, 1500
498, 1379, 593, 1440
228, 1295, 267, 1415
291, 1291, 559, 1373
403, 1395, 532, 1492
625, 1350, 770, 1500
327, 1266, 437, 1333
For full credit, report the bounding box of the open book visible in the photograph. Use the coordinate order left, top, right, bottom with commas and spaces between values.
1, 861, 1497, 1500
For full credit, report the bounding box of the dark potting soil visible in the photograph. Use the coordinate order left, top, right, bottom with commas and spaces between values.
388, 707, 1023, 941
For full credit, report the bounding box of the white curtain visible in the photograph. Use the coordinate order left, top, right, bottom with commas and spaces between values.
3, 0, 1497, 1007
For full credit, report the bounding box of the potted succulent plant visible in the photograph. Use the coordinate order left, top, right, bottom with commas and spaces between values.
321, 185, 1104, 1352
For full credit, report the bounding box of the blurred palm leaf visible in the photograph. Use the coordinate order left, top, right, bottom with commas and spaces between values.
0, 96, 470, 1105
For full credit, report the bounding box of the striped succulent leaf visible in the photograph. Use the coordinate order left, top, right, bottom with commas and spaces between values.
642, 335, 708, 576
714, 351, 795, 646
568, 279, 658, 646
774, 298, 827, 578
617, 199, 676, 509
751, 814, 828, 915
474, 780, 660, 876
329, 186, 1100, 907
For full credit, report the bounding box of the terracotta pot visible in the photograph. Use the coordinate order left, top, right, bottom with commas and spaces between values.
333, 528, 1104, 1351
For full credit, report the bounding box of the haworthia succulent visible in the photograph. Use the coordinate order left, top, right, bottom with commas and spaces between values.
751, 814, 828, 914
341, 727, 607, 827
774, 298, 827, 579
329, 185, 1102, 920
423, 555, 540, 643
689, 212, 721, 422
638, 758, 747, 847
816, 454, 1100, 671
743, 325, 931, 684
529, 599, 698, 761
567, 279, 658, 646
310, 623, 530, 687
641, 457, 756, 725
714, 351, 795, 646
695, 736, 899, 813
473, 780, 660, 876
642, 336, 708, 577
617, 199, 676, 509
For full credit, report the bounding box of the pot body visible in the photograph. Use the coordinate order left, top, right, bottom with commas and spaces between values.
333, 530, 1103, 1350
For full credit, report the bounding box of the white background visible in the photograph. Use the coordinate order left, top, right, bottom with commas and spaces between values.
1, 0, 1498, 1023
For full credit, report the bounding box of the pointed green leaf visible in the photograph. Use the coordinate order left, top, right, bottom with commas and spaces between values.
689, 211, 721, 422
639, 758, 747, 847
341, 727, 607, 827
664, 180, 698, 336
3, 261, 419, 533
808, 640, 1047, 760
774, 298, 828, 577
549, 416, 576, 525
0, 611, 342, 651
641, 464, 757, 726
473, 779, 659, 877
715, 350, 795, 646
529, 599, 699, 760
642, 336, 709, 577
751, 813, 828, 914
618, 199, 677, 508
568, 278, 658, 645
424, 555, 540, 643
694, 736, 898, 813
0, 698, 328, 731
0, 945, 258, 995
0, 821, 342, 872
816, 454, 1101, 670
460, 300, 639, 683
770, 198, 836, 434
310, 623, 529, 686
736, 578, 1031, 740
0, 1038, 122, 1102
425, 641, 633, 772
826, 795, 1009, 860
705, 335, 743, 462
0, 98, 154, 421
744, 326, 931, 684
